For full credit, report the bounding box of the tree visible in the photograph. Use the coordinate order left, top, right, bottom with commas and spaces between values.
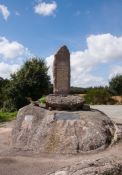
0, 77, 5, 108
0, 77, 9, 109
109, 74, 122, 95
6, 58, 50, 110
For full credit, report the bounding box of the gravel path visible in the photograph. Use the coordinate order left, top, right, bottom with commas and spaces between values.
91, 105, 122, 123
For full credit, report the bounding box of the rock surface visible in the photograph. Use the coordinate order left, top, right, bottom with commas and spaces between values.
45, 95, 85, 110
12, 104, 118, 154
48, 158, 122, 175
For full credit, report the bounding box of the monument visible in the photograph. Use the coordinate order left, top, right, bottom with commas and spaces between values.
53, 45, 70, 95
10, 45, 122, 174
12, 45, 121, 155
45, 45, 86, 110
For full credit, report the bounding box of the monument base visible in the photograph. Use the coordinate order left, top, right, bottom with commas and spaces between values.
45, 94, 89, 111
12, 104, 120, 154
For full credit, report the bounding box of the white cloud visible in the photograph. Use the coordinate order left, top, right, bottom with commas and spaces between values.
0, 62, 20, 78
0, 36, 33, 78
0, 36, 29, 59
70, 51, 105, 87
34, 1, 57, 16
0, 4, 10, 20
46, 54, 54, 82
109, 65, 122, 79
87, 33, 122, 62
46, 33, 122, 87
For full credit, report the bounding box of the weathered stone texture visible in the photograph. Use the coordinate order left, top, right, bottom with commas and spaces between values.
53, 45, 70, 95
45, 95, 85, 110
48, 158, 122, 175
12, 104, 118, 154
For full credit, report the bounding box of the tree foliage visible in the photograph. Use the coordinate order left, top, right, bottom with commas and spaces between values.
109, 74, 122, 95
0, 77, 10, 109
3, 58, 50, 110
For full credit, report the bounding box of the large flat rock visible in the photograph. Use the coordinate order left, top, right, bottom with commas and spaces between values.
12, 104, 119, 154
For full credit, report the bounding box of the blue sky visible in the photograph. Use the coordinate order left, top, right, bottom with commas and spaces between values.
0, 0, 122, 87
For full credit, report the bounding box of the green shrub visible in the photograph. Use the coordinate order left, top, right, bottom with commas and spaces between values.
85, 88, 113, 105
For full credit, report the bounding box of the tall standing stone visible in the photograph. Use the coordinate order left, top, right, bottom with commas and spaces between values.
53, 45, 70, 95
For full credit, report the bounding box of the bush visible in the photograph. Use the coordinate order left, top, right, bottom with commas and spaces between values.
109, 74, 122, 95
85, 88, 113, 105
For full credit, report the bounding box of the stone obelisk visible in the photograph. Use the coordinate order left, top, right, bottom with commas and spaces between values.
53, 45, 70, 95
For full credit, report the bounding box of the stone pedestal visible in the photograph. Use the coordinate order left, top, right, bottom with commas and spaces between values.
45, 94, 85, 110
12, 104, 118, 154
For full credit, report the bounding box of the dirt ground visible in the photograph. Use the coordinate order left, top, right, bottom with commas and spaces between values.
0, 105, 122, 175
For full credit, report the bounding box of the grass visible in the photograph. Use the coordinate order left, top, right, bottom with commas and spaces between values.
0, 112, 17, 122
39, 96, 46, 104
